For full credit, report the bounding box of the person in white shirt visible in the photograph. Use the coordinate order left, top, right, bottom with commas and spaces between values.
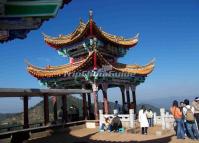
139, 105, 149, 135
183, 99, 199, 140
146, 109, 154, 127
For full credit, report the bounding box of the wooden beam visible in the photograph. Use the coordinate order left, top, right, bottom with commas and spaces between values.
0, 88, 91, 97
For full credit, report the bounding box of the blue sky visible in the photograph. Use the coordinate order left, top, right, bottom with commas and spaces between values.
0, 0, 199, 112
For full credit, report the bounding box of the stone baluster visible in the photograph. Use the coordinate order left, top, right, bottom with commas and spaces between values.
160, 108, 166, 130
129, 109, 134, 128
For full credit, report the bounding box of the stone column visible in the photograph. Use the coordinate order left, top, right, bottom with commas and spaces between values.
23, 96, 29, 128
87, 93, 91, 119
62, 95, 67, 123
131, 85, 137, 114
92, 83, 99, 120
102, 83, 109, 114
99, 110, 103, 129
44, 94, 49, 125
129, 109, 135, 128
153, 112, 157, 125
125, 85, 130, 107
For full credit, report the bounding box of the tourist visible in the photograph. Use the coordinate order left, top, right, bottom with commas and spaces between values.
110, 113, 122, 132
138, 105, 149, 135
100, 117, 111, 131
146, 108, 154, 127
183, 99, 199, 140
192, 97, 199, 130
170, 100, 185, 139
114, 100, 120, 113
179, 101, 187, 136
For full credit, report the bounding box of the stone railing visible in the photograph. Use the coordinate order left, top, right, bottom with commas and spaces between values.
153, 108, 175, 130
99, 109, 135, 128
99, 108, 175, 130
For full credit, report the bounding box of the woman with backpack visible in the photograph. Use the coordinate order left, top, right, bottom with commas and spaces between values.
170, 100, 185, 139
183, 99, 199, 140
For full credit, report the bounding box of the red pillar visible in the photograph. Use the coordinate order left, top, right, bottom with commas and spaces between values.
23, 96, 29, 129
93, 91, 98, 120
102, 83, 109, 114
92, 83, 98, 120
62, 95, 67, 123
44, 95, 49, 125
82, 93, 87, 120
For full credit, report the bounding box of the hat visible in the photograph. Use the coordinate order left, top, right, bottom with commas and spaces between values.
195, 97, 199, 101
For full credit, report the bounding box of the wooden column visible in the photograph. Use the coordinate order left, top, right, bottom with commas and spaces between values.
102, 83, 109, 114
87, 93, 91, 119
82, 93, 87, 120
44, 94, 49, 125
120, 86, 125, 106
62, 95, 67, 122
53, 96, 58, 121
131, 85, 137, 114
125, 85, 130, 108
92, 83, 98, 120
23, 96, 29, 129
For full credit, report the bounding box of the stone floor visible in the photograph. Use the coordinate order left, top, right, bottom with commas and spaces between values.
26, 126, 199, 143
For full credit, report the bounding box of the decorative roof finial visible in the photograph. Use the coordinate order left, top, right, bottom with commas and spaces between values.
89, 9, 93, 20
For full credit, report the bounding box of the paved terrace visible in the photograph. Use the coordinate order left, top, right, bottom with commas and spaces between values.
24, 126, 198, 143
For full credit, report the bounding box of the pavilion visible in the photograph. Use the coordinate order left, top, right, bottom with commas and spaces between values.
26, 11, 155, 120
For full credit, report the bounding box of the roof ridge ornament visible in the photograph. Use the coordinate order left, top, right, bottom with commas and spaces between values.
135, 33, 139, 39
89, 9, 93, 21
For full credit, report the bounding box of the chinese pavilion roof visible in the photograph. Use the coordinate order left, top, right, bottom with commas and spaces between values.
0, 0, 72, 43
27, 51, 154, 78
43, 20, 139, 49
26, 11, 155, 88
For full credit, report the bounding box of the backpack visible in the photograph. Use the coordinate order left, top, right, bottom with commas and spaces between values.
185, 106, 195, 122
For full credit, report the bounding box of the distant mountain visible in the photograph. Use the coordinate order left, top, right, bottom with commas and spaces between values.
137, 103, 161, 115
0, 113, 17, 121
142, 94, 198, 110
0, 95, 84, 127
0, 96, 161, 128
